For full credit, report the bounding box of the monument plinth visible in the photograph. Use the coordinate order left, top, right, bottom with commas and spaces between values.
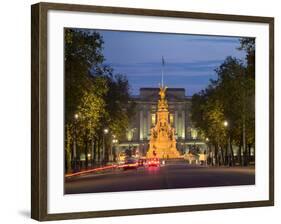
146, 86, 180, 159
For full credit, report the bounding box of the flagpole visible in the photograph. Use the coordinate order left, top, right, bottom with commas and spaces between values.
161, 65, 164, 87
161, 56, 164, 87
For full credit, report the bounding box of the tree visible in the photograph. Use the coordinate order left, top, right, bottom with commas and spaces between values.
191, 54, 255, 166
191, 87, 227, 166
64, 28, 105, 124
214, 57, 248, 165
238, 38, 255, 78
65, 124, 72, 173
238, 38, 255, 164
75, 77, 108, 168
98, 73, 136, 163
64, 28, 106, 171
64, 28, 137, 171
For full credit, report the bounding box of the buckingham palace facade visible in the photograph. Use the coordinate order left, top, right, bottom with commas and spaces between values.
115, 87, 206, 156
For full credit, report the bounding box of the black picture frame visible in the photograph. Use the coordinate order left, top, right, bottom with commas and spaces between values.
31, 2, 274, 221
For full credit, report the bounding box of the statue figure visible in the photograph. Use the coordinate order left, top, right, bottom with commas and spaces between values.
168, 129, 173, 140
152, 128, 157, 138
158, 86, 168, 110
159, 86, 167, 100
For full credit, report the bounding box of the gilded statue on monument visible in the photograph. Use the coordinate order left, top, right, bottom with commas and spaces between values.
158, 86, 168, 110
146, 85, 180, 159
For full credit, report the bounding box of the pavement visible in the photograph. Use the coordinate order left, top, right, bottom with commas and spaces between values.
64, 160, 255, 194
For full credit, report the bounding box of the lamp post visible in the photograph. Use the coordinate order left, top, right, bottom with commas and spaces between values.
73, 113, 79, 172
223, 120, 231, 166
191, 128, 198, 152
103, 128, 109, 164
112, 138, 118, 162
223, 121, 228, 127
205, 137, 210, 166
111, 134, 116, 162
181, 142, 184, 155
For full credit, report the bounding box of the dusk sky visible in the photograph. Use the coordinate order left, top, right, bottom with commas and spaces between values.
97, 30, 246, 96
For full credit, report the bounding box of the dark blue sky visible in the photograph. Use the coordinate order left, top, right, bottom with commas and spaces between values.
98, 30, 245, 96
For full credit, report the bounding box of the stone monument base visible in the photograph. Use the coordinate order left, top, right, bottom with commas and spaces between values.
146, 147, 180, 159
146, 86, 180, 159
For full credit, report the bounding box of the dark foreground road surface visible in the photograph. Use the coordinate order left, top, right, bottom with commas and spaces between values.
65, 160, 255, 194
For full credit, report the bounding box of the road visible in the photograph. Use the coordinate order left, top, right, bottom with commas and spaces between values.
65, 161, 255, 194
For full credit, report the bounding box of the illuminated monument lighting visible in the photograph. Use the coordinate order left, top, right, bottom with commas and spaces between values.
146, 85, 180, 159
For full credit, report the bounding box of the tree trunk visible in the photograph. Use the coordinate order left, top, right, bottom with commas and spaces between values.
238, 142, 242, 166
211, 146, 214, 166
224, 146, 227, 165
253, 145, 255, 165
220, 146, 225, 166
97, 137, 101, 165
248, 144, 252, 165
104, 139, 109, 164
243, 145, 248, 166
243, 119, 248, 166
93, 138, 97, 167
84, 137, 88, 169
113, 146, 116, 162
230, 141, 235, 166
224, 145, 228, 166
214, 144, 218, 166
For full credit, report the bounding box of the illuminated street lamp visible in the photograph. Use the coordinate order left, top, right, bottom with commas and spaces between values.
223, 121, 228, 127
111, 138, 118, 162
112, 139, 118, 144
205, 137, 210, 165
102, 128, 109, 164
223, 120, 231, 166
191, 128, 198, 139
73, 113, 79, 172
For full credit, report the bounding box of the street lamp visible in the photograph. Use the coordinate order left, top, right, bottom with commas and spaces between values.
102, 128, 109, 164
111, 138, 118, 162
205, 137, 210, 166
223, 121, 228, 127
73, 113, 79, 172
223, 120, 231, 166
112, 139, 118, 144
181, 142, 184, 154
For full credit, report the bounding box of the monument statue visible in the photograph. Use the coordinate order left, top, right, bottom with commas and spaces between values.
158, 86, 168, 111
159, 86, 166, 100
146, 85, 180, 159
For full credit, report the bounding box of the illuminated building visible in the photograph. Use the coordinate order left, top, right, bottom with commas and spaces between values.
116, 87, 206, 156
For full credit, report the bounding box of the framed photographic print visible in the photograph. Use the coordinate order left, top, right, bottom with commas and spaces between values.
31, 2, 274, 221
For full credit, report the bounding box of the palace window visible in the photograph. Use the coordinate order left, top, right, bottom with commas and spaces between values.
191, 128, 198, 139
151, 113, 156, 126
170, 114, 174, 126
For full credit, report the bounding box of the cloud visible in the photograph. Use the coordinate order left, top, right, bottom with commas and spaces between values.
79, 29, 247, 95
106, 60, 223, 78
184, 37, 240, 44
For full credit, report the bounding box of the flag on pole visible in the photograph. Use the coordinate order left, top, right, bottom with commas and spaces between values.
161, 56, 165, 87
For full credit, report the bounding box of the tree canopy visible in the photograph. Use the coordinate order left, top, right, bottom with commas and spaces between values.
64, 28, 135, 172
191, 37, 255, 166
